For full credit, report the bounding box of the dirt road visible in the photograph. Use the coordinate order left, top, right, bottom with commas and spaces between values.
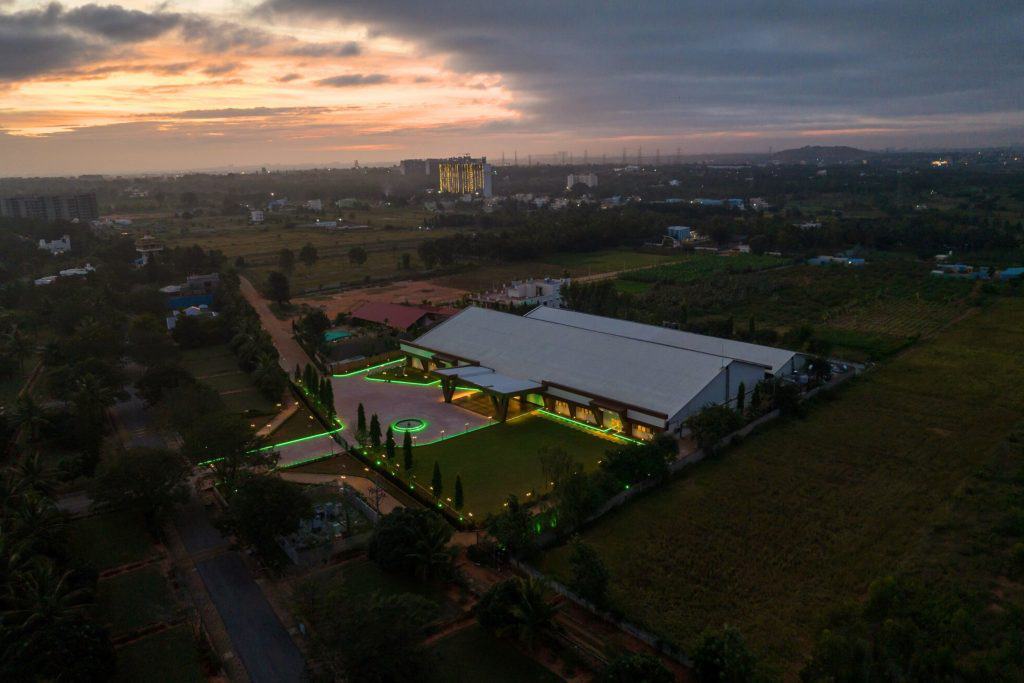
239, 275, 312, 373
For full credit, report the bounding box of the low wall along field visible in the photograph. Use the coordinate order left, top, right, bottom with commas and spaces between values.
538, 297, 1024, 674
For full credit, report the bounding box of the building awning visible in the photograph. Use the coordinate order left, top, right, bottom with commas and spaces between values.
435, 366, 541, 395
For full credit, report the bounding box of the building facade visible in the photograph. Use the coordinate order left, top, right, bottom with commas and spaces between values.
0, 193, 99, 222
566, 172, 598, 190
438, 156, 492, 197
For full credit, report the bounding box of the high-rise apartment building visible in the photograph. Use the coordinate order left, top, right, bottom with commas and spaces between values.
0, 193, 99, 222
437, 156, 492, 197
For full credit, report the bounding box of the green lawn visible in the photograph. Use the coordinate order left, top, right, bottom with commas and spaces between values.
427, 625, 562, 683
68, 511, 155, 571
539, 297, 1024, 673
270, 405, 328, 444
96, 566, 177, 635
409, 413, 616, 517
114, 626, 205, 683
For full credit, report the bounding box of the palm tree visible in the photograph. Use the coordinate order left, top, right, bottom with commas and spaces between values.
405, 520, 455, 581
3, 327, 33, 371
2, 558, 91, 638
71, 373, 118, 425
11, 452, 59, 498
507, 577, 554, 650
13, 396, 51, 442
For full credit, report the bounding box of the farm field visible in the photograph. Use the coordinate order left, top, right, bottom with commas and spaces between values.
113, 625, 206, 683
68, 511, 156, 571
408, 413, 616, 517
538, 297, 1024, 674
427, 625, 562, 683
433, 248, 688, 292
618, 252, 790, 284
95, 566, 178, 635
180, 345, 277, 416
609, 257, 976, 360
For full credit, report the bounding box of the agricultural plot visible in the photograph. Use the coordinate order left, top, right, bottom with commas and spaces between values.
180, 345, 277, 416
113, 625, 206, 683
538, 297, 1024, 673
619, 253, 789, 284
68, 511, 156, 571
427, 625, 562, 683
95, 567, 178, 635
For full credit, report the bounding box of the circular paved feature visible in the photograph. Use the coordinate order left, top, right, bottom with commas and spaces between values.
391, 417, 428, 433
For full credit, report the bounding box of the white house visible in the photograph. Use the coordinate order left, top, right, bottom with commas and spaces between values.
38, 235, 71, 255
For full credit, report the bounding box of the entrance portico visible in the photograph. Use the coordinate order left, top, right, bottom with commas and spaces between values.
434, 366, 541, 422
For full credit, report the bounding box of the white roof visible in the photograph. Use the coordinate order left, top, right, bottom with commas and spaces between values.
525, 307, 799, 374
412, 307, 757, 419
435, 366, 541, 394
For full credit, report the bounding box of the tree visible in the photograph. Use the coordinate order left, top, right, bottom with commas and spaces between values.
278, 248, 295, 272
368, 508, 455, 580
431, 461, 443, 498
385, 427, 395, 460
136, 364, 196, 405
266, 271, 290, 304
400, 252, 411, 270
685, 404, 743, 454
12, 396, 50, 442
454, 475, 464, 510
299, 242, 318, 266
348, 246, 368, 265
225, 475, 311, 565
692, 626, 758, 683
403, 431, 413, 471
357, 403, 367, 437
303, 363, 316, 393
127, 314, 177, 367
600, 654, 673, 683
569, 537, 610, 607
476, 576, 553, 650
369, 413, 382, 449
90, 447, 189, 530
539, 446, 577, 490
485, 494, 535, 558
319, 378, 335, 416
736, 381, 746, 414
293, 364, 301, 381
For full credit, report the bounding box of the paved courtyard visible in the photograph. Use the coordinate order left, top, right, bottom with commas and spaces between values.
331, 368, 493, 446
272, 432, 346, 467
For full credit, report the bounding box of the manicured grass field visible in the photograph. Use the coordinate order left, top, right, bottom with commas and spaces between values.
269, 404, 327, 444
68, 511, 155, 571
408, 413, 616, 516
539, 297, 1024, 673
96, 567, 177, 635
113, 625, 205, 683
427, 625, 562, 683
180, 345, 277, 415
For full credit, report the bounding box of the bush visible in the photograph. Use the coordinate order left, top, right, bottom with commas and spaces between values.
599, 653, 673, 683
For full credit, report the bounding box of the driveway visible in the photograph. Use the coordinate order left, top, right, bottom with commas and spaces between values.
196, 552, 307, 683
239, 275, 311, 373
331, 373, 492, 446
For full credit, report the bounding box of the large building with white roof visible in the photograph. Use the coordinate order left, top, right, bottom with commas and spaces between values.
401, 306, 806, 440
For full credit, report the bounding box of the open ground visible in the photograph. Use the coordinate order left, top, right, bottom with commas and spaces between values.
538, 296, 1024, 674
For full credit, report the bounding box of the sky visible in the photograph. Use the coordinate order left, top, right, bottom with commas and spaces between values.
0, 0, 1022, 175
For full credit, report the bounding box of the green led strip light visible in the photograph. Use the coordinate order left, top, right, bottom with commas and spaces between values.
391, 418, 429, 433
332, 358, 404, 378
364, 376, 441, 387
536, 408, 645, 445
198, 427, 345, 466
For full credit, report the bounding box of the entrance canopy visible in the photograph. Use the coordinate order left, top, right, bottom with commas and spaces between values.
434, 366, 541, 395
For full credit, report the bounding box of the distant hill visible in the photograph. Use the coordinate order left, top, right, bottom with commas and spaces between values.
771, 145, 873, 164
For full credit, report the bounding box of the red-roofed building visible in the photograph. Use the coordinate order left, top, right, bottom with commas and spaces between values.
348, 302, 452, 331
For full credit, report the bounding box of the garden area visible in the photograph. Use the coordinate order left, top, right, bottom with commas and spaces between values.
538, 297, 1024, 675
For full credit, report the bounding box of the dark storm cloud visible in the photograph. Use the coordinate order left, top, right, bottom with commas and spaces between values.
287, 41, 361, 58
260, 0, 1024, 137
316, 73, 390, 87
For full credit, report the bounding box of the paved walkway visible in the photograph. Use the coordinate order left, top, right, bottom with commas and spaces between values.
239, 275, 312, 373
278, 471, 405, 515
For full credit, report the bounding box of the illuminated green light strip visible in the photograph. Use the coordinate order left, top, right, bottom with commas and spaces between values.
364, 377, 441, 387
391, 418, 429, 433
253, 426, 345, 452
332, 358, 404, 378
197, 427, 346, 466
411, 420, 499, 447
536, 408, 644, 445
276, 451, 339, 469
